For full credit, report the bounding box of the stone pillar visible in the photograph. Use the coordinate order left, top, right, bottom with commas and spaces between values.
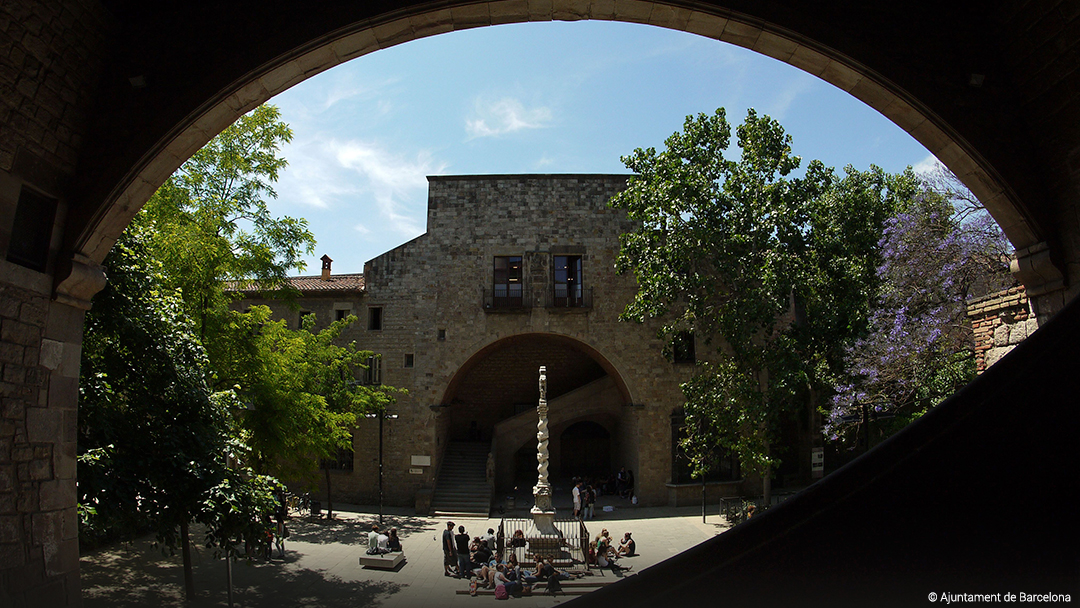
1, 253, 104, 607
531, 366, 556, 534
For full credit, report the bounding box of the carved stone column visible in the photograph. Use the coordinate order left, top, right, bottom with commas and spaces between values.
531, 366, 557, 534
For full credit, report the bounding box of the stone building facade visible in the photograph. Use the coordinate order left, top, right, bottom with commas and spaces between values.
967, 286, 1036, 373
236, 174, 794, 512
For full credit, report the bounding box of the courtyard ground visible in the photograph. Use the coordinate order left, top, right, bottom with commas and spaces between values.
80, 489, 730, 608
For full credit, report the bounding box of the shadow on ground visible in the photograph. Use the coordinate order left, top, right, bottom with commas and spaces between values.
81, 524, 406, 608
287, 512, 435, 545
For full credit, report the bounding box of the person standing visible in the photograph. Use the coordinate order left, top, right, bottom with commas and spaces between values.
455, 525, 472, 579
442, 521, 457, 577
572, 480, 583, 519
480, 528, 496, 553
584, 484, 596, 519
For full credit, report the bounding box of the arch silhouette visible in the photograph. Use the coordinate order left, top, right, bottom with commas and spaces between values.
77, 1, 1042, 277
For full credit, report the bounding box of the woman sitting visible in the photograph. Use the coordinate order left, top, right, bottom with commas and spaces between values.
616, 532, 635, 557
386, 527, 402, 552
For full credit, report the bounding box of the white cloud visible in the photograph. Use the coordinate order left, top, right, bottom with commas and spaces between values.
466, 97, 552, 139
330, 139, 446, 236
766, 76, 814, 121
913, 154, 943, 176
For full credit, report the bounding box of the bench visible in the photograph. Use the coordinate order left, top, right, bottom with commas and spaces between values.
359, 552, 405, 569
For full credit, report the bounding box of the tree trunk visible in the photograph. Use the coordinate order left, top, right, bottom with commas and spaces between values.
181, 517, 195, 603
324, 466, 334, 519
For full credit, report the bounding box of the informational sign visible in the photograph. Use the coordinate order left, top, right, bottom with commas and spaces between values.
411, 455, 431, 466
409, 468, 423, 475
811, 447, 825, 478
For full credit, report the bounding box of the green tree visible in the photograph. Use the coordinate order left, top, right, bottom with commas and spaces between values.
214, 308, 397, 515
138, 103, 314, 342
611, 109, 911, 503
78, 227, 278, 602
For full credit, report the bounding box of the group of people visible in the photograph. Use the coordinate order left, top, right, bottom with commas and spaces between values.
571, 467, 637, 518
589, 528, 635, 571
366, 524, 403, 555
442, 522, 499, 578
440, 521, 584, 598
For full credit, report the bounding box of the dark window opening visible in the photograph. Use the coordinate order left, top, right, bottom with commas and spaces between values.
493, 256, 523, 308
320, 438, 354, 471
672, 331, 695, 364
671, 411, 740, 483
6, 186, 57, 272
368, 306, 383, 330
363, 355, 382, 385
299, 310, 314, 328
553, 255, 584, 307
404, 353, 414, 368
437, 329, 446, 341
336, 308, 349, 322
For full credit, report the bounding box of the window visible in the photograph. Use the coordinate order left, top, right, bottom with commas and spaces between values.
672, 331, 695, 364
6, 186, 57, 272
492, 256, 523, 307
368, 306, 383, 330
299, 310, 314, 328
335, 308, 349, 322
437, 329, 446, 341
320, 436, 355, 471
671, 411, 739, 483
404, 353, 414, 368
553, 255, 584, 307
363, 355, 382, 385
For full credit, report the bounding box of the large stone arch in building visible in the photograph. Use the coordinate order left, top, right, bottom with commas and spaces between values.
2, 2, 1078, 605
439, 333, 633, 492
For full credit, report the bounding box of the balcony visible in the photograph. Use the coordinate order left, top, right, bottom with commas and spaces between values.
483, 286, 531, 311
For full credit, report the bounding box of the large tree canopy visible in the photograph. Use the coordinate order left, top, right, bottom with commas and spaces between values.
138, 103, 315, 339
826, 165, 1014, 443
78, 226, 280, 600
611, 109, 918, 501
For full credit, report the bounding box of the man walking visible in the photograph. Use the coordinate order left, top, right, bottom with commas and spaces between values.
442, 521, 457, 577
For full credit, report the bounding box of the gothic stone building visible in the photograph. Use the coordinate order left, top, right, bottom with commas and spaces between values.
236, 174, 811, 512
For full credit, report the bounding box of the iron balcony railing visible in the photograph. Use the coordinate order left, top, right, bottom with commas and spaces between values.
483, 286, 594, 310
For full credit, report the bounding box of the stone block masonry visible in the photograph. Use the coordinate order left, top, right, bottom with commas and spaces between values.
967, 286, 1035, 373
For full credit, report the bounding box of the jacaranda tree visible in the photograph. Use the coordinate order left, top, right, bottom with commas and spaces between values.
826, 165, 1014, 444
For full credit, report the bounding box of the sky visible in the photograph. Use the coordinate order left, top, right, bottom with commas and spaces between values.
267, 20, 937, 275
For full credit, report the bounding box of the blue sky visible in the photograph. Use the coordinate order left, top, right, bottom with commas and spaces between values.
268, 20, 936, 274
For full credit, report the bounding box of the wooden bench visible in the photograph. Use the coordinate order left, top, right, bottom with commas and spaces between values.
359, 552, 405, 569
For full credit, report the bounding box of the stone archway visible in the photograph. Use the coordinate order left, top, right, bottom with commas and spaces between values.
4, 3, 1080, 605
440, 333, 632, 493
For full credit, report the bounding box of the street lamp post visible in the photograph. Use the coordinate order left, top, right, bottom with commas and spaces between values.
367, 411, 398, 524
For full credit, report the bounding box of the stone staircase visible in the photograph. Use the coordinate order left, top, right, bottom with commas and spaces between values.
430, 441, 492, 518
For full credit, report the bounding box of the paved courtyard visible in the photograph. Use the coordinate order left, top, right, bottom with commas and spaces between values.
80, 490, 730, 608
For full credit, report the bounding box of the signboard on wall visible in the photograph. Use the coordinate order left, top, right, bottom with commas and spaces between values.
811, 447, 824, 478
411, 455, 431, 467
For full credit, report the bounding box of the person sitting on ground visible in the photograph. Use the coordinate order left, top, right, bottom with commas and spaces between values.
480, 528, 496, 552
617, 532, 635, 557
387, 527, 402, 552
510, 529, 526, 548
746, 504, 756, 520
367, 524, 388, 555
472, 538, 492, 567
597, 545, 632, 571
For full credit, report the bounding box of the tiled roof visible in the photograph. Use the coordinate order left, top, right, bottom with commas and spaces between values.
226, 273, 364, 294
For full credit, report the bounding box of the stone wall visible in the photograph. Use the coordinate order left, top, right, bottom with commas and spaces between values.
967, 286, 1036, 373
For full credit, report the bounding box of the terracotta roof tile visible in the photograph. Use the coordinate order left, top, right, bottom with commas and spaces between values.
226, 273, 364, 294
